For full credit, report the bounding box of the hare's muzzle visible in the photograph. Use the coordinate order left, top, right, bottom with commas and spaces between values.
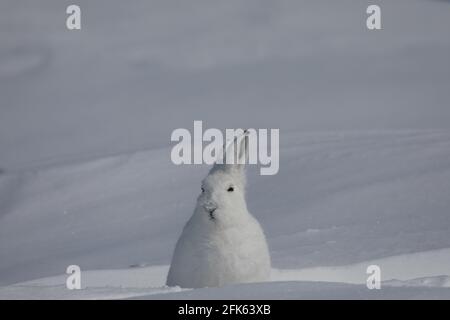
203, 202, 217, 214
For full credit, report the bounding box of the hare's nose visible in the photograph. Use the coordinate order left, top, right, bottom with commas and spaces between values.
204, 202, 217, 213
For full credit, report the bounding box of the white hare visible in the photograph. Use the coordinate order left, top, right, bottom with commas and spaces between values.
166, 130, 271, 288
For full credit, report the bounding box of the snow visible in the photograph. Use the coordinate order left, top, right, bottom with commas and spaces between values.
4, 279, 450, 300
1, 130, 450, 298
271, 248, 450, 285
1, 248, 450, 299
1, 0, 450, 299
2, 0, 450, 170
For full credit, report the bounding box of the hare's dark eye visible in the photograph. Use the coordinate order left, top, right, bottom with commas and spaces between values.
201, 187, 205, 193
227, 186, 234, 192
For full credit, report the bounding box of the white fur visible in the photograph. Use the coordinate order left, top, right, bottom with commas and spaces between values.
166, 132, 271, 288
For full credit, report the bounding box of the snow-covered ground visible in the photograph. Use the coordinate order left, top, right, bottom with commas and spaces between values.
1, 130, 450, 299
1, 249, 450, 299
1, 0, 450, 299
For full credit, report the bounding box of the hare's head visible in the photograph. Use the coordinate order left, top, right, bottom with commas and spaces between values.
196, 131, 250, 224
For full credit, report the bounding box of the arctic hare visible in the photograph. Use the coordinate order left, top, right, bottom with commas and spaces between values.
166, 130, 271, 288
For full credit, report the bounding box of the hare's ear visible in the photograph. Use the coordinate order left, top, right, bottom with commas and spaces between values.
236, 130, 249, 170
210, 130, 248, 173
225, 129, 248, 167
